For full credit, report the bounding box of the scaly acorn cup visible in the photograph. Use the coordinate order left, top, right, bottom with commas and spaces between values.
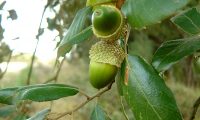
89, 41, 125, 89
92, 5, 124, 42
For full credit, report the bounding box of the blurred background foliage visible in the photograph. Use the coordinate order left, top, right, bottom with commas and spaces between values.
0, 0, 200, 120
0, 1, 12, 81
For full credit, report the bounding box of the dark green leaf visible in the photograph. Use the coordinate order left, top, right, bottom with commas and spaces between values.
152, 36, 200, 72
16, 84, 78, 102
8, 9, 17, 20
123, 55, 182, 120
66, 26, 93, 44
27, 108, 50, 120
0, 87, 18, 105
171, 8, 200, 34
90, 104, 111, 120
122, 0, 189, 29
0, 105, 15, 117
58, 6, 92, 57
116, 60, 126, 96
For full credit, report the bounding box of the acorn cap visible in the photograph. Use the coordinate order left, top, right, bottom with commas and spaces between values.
86, 0, 116, 7
89, 41, 125, 67
92, 5, 124, 42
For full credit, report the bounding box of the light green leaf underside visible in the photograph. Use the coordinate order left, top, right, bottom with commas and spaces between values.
58, 6, 92, 57
90, 104, 111, 120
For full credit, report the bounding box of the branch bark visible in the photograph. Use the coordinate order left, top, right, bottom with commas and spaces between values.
47, 82, 114, 120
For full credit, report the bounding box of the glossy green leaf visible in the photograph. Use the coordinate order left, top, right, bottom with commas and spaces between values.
123, 55, 182, 120
0, 87, 18, 105
152, 36, 200, 72
27, 108, 50, 120
90, 104, 111, 120
122, 0, 189, 29
0, 105, 15, 117
16, 84, 78, 102
58, 6, 92, 57
171, 8, 200, 34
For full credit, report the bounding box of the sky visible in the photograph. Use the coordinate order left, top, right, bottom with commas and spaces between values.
1, 0, 59, 61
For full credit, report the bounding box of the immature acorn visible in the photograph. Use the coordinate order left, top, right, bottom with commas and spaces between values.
89, 41, 125, 89
92, 5, 124, 42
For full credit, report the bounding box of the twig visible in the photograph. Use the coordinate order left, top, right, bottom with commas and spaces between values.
0, 51, 12, 79
47, 82, 114, 120
44, 57, 65, 83
186, 56, 193, 86
190, 96, 200, 120
78, 90, 91, 100
26, 5, 48, 85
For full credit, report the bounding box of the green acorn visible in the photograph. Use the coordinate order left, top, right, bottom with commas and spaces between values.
92, 5, 124, 42
89, 41, 125, 89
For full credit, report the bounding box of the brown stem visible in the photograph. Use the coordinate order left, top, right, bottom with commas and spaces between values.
190, 96, 200, 120
148, 34, 163, 46
116, 0, 125, 9
186, 56, 193, 87
79, 90, 91, 100
47, 82, 114, 120
44, 57, 65, 83
93, 1, 117, 7
0, 51, 12, 79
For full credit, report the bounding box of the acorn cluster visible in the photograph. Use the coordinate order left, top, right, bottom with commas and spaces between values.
89, 5, 126, 89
